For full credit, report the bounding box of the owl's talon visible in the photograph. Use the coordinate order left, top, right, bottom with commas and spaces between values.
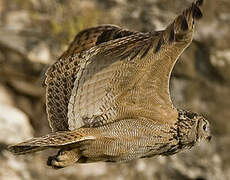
47, 155, 64, 169
47, 149, 80, 169
47, 156, 53, 166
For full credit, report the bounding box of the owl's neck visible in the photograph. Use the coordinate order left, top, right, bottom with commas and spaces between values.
159, 109, 199, 156
176, 109, 199, 150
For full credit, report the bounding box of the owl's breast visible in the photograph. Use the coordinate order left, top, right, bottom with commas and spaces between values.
80, 118, 181, 162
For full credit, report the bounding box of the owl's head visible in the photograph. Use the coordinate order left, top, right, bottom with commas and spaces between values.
178, 110, 211, 146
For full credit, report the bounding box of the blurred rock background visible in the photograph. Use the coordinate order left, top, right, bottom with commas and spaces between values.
0, 0, 229, 179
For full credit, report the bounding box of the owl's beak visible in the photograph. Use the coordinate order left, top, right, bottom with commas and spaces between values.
207, 136, 212, 142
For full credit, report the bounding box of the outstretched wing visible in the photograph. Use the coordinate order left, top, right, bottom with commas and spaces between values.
68, 0, 204, 130
45, 25, 137, 132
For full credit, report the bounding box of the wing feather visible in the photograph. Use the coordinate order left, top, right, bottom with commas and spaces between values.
68, 1, 205, 130
45, 25, 136, 132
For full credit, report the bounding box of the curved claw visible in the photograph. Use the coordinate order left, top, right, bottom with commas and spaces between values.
47, 149, 81, 169
47, 155, 65, 169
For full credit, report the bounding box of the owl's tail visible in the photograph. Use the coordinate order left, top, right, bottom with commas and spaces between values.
8, 130, 96, 155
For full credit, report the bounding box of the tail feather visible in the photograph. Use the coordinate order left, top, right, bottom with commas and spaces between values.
8, 145, 47, 155
8, 131, 96, 155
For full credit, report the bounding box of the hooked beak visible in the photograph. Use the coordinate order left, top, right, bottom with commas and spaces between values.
207, 136, 212, 142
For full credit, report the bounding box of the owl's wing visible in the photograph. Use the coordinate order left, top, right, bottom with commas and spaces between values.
68, 1, 204, 130
45, 25, 137, 132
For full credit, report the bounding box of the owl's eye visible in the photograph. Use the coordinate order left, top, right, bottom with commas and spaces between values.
203, 123, 207, 131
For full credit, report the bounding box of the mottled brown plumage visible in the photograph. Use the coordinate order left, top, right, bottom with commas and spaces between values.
8, 0, 211, 169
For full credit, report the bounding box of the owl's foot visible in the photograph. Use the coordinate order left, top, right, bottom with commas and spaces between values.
47, 149, 80, 169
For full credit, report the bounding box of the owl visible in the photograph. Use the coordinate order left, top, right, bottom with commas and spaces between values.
9, 0, 211, 169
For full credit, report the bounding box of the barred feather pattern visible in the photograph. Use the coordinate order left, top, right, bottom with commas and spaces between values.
8, 130, 96, 155
67, 0, 205, 130
45, 25, 137, 132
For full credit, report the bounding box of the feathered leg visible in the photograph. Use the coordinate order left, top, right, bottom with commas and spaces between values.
47, 148, 81, 169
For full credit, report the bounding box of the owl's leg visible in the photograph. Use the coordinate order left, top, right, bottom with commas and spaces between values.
47, 148, 81, 169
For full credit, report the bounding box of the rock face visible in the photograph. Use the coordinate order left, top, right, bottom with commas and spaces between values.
0, 104, 33, 144
0, 0, 230, 179
0, 86, 34, 180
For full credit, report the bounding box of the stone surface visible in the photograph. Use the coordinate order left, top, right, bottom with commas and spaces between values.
0, 104, 33, 144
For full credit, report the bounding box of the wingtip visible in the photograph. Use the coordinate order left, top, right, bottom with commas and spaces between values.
176, 0, 204, 31
196, 0, 204, 7
192, 3, 203, 20
162, 0, 205, 45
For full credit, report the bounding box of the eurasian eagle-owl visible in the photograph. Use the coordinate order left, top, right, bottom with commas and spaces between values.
9, 0, 211, 169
